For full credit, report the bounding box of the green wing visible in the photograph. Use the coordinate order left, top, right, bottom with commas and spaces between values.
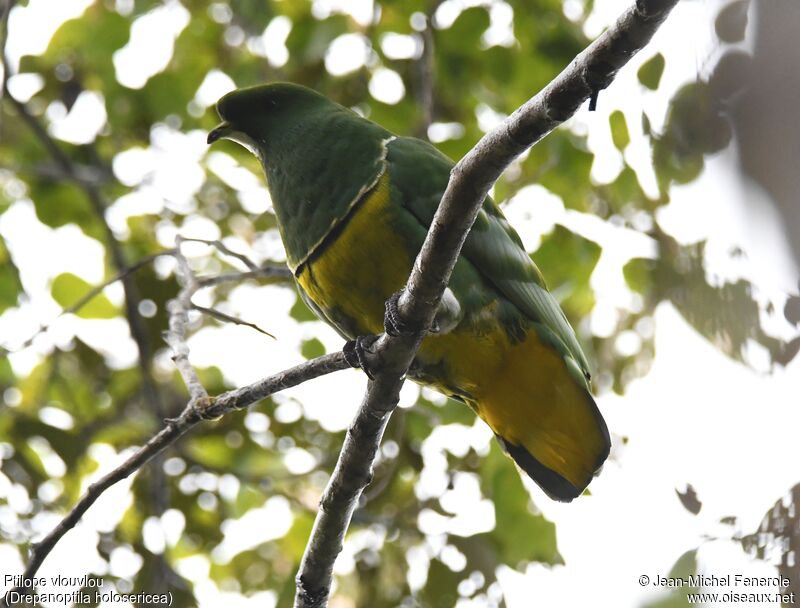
386, 136, 592, 377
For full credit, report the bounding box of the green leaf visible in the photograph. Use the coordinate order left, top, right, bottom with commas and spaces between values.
418, 558, 461, 608
531, 133, 595, 212
51, 272, 118, 319
185, 434, 282, 477
642, 550, 699, 608
653, 82, 731, 192
638, 53, 665, 90
0, 357, 14, 386
278, 512, 315, 561
784, 295, 800, 325
480, 443, 562, 566
300, 337, 326, 359
532, 225, 601, 318
290, 291, 319, 322
623, 258, 656, 294
609, 110, 631, 150
30, 180, 102, 239
448, 6, 491, 44
0, 237, 21, 312
47, 6, 130, 82
642, 112, 653, 137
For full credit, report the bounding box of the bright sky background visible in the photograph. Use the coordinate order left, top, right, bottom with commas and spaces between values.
1, 0, 799, 607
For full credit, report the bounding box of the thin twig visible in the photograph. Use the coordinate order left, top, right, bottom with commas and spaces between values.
293, 1, 680, 605
4, 75, 174, 570
0, 350, 350, 608
196, 264, 293, 287
4, 76, 167, 408
192, 303, 276, 339
414, 1, 441, 139
0, 253, 290, 359
179, 237, 259, 270
0, 250, 176, 358
165, 237, 208, 404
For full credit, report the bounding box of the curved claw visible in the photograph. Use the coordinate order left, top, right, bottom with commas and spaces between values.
384, 291, 414, 337
343, 336, 378, 380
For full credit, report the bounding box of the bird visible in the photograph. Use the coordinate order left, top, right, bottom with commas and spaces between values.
207, 82, 610, 501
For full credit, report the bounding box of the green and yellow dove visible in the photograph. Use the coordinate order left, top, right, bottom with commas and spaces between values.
208, 83, 610, 501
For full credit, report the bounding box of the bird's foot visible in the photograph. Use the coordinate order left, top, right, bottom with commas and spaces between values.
343, 335, 379, 380
384, 290, 415, 337
385, 290, 440, 336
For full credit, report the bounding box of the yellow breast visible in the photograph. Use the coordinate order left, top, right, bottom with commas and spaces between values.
296, 172, 510, 402
294, 173, 601, 489
296, 173, 412, 337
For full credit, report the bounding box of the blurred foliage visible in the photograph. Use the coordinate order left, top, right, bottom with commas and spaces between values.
0, 0, 797, 607
641, 550, 699, 608
739, 484, 800, 604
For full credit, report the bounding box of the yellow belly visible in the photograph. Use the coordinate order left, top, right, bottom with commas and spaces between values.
296, 173, 501, 400
296, 173, 604, 491
296, 173, 411, 337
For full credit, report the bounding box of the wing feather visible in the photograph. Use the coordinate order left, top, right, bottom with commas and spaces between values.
386, 136, 591, 378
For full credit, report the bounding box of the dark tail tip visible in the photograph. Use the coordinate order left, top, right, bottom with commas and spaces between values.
496, 435, 584, 503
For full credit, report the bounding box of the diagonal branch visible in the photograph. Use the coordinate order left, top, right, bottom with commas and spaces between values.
1, 223, 350, 607
0, 250, 176, 357
4, 76, 168, 415
0, 350, 350, 608
196, 264, 293, 287
192, 303, 277, 339
293, 0, 679, 605
6, 72, 182, 589
179, 237, 260, 271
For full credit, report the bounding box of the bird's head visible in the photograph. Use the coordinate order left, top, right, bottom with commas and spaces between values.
205, 82, 391, 270
207, 82, 333, 160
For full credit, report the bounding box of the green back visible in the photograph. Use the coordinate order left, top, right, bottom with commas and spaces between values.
386, 137, 592, 378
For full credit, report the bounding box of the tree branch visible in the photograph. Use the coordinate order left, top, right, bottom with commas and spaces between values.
0, 250, 175, 357
179, 237, 259, 271
0, 0, 15, 132
4, 76, 169, 411
1, 222, 348, 608
293, 1, 679, 605
0, 349, 351, 608
192, 303, 277, 339
178, 237, 293, 285
413, 1, 442, 139
196, 264, 293, 287
165, 237, 210, 404
4, 71, 179, 558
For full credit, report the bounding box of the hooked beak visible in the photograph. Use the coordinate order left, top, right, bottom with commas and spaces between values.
207, 121, 233, 144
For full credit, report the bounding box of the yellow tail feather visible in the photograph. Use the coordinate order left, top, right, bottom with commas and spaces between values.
468, 328, 610, 501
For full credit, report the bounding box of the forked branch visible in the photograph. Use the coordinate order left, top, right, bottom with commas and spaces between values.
293, 1, 680, 606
